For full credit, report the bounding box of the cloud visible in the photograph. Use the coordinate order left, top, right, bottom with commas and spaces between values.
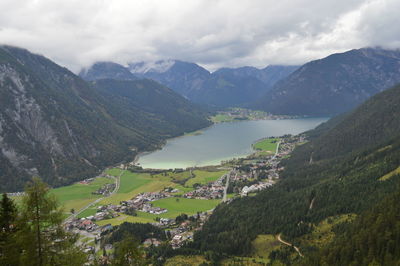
0, 0, 398, 72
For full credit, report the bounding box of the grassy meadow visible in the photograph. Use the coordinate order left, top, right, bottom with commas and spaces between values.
51, 177, 114, 214
39, 166, 227, 224
253, 138, 280, 154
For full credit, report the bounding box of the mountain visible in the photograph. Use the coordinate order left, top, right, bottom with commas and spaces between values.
0, 46, 210, 192
128, 60, 210, 97
255, 48, 400, 116
90, 78, 210, 134
191, 82, 400, 262
196, 65, 298, 106
79, 61, 138, 81
84, 60, 297, 107
214, 65, 299, 88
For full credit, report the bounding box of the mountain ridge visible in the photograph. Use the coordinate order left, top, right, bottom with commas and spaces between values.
82, 60, 298, 107
254, 47, 400, 116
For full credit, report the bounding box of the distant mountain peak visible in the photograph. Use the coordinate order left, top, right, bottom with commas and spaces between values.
128, 60, 176, 74
79, 61, 137, 81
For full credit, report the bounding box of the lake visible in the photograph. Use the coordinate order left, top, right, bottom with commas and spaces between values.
137, 118, 328, 169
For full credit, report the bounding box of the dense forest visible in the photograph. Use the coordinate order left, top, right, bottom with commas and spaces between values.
106, 222, 167, 244
188, 83, 400, 263
303, 190, 400, 265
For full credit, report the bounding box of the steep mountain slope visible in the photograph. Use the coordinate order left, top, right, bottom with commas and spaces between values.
255, 48, 400, 115
0, 46, 210, 192
91, 78, 210, 134
191, 83, 400, 259
84, 60, 297, 107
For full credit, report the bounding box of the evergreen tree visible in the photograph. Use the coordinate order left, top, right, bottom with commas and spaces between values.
0, 193, 18, 265
112, 235, 147, 266
17, 177, 85, 266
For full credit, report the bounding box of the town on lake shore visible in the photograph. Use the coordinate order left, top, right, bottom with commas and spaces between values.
59, 132, 306, 260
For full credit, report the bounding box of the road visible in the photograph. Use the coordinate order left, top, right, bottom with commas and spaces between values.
64, 169, 124, 223
277, 234, 304, 257
272, 141, 281, 159
222, 172, 231, 202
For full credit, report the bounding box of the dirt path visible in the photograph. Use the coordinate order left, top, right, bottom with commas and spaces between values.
222, 172, 231, 202
309, 197, 315, 210
277, 234, 304, 257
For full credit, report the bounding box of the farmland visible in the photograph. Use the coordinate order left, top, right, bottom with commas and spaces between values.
52, 167, 226, 224
51, 177, 114, 214
253, 138, 280, 153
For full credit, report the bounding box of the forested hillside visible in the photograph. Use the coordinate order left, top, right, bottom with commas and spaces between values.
304, 190, 400, 265
0, 46, 210, 192
91, 78, 211, 135
190, 83, 400, 262
255, 48, 400, 116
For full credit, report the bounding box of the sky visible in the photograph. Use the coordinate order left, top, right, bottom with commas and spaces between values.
0, 0, 399, 72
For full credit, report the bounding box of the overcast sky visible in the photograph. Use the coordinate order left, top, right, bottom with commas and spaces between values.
0, 0, 399, 72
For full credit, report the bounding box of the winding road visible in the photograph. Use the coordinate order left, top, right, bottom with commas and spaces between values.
277, 234, 304, 257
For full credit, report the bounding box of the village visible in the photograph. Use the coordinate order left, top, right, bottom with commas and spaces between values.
63, 134, 306, 256
214, 108, 300, 122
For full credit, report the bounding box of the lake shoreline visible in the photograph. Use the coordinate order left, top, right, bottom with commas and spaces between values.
135, 118, 328, 170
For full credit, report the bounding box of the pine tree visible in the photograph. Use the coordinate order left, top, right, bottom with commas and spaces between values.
17, 177, 85, 266
0, 193, 18, 265
112, 235, 147, 266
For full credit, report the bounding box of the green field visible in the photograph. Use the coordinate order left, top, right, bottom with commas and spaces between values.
97, 197, 220, 225
165, 255, 207, 266
100, 171, 175, 205
43, 167, 227, 224
50, 177, 114, 214
253, 138, 279, 153
185, 170, 227, 187
77, 207, 98, 218
152, 170, 192, 183
105, 168, 123, 176
152, 197, 220, 218
210, 114, 234, 123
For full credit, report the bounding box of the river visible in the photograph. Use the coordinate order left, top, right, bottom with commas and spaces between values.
137, 117, 328, 169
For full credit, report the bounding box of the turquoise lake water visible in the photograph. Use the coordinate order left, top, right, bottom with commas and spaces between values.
137, 118, 328, 169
